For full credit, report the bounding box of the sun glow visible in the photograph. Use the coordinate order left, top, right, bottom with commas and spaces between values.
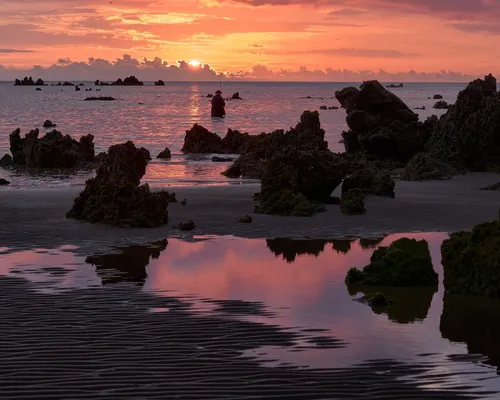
188, 60, 201, 67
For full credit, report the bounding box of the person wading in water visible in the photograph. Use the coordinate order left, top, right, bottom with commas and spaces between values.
211, 90, 226, 118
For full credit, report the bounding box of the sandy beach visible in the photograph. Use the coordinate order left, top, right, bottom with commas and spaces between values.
2, 172, 500, 254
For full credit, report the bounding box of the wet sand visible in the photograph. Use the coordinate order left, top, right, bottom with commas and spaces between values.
1, 172, 500, 253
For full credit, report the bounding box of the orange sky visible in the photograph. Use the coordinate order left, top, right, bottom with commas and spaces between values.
1, 0, 500, 78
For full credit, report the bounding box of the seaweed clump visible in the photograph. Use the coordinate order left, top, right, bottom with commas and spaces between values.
345, 238, 438, 286
441, 220, 500, 298
66, 141, 176, 227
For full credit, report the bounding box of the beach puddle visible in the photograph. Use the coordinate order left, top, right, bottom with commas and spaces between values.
1, 233, 500, 398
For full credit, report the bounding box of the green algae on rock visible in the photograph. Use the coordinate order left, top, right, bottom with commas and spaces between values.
66, 141, 176, 228
340, 188, 366, 215
401, 153, 457, 181
345, 238, 438, 286
341, 168, 395, 198
442, 220, 500, 298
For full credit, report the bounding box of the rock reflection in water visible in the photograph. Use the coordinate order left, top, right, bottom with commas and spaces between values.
331, 239, 354, 254
359, 236, 386, 249
266, 238, 355, 262
348, 285, 437, 324
85, 240, 168, 286
441, 294, 500, 373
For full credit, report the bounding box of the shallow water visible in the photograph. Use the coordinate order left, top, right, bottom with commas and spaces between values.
2, 233, 500, 398
0, 81, 461, 188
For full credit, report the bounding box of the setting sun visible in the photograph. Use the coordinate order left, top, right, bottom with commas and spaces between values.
188, 60, 201, 68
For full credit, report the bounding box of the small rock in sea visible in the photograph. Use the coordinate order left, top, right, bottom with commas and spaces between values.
340, 188, 365, 215
154, 80, 165, 86
157, 147, 172, 159
43, 120, 56, 128
0, 178, 10, 186
433, 94, 443, 99
138, 102, 144, 105
178, 220, 195, 231
181, 198, 188, 206
319, 105, 327, 110
36, 88, 42, 91
433, 100, 450, 109
231, 92, 242, 100
206, 93, 213, 98
212, 156, 234, 162
84, 96, 116, 101
358, 292, 393, 307
75, 86, 81, 91
0, 154, 13, 167
239, 215, 252, 223
345, 237, 438, 287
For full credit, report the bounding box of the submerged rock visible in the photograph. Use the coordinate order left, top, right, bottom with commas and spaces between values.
341, 168, 395, 198
84, 96, 116, 101
66, 141, 176, 227
427, 74, 500, 171
157, 147, 172, 159
340, 188, 365, 215
441, 220, 500, 298
43, 120, 57, 128
7, 128, 95, 168
345, 238, 437, 286
335, 81, 435, 163
401, 153, 456, 181
0, 178, 10, 186
231, 92, 242, 100
14, 77, 45, 86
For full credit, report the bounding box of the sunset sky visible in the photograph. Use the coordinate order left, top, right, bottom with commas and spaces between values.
1, 0, 500, 80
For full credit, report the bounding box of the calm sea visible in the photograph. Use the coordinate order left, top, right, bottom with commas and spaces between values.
0, 81, 463, 188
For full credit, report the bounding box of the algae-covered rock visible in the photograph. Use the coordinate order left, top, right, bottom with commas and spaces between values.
345, 238, 438, 286
254, 188, 322, 217
358, 292, 393, 306
66, 141, 175, 227
340, 188, 366, 215
239, 215, 252, 223
341, 168, 395, 198
441, 220, 500, 298
182, 124, 224, 153
401, 153, 456, 181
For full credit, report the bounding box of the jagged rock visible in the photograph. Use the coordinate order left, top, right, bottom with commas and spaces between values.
182, 125, 224, 153
212, 156, 234, 162
0, 154, 13, 168
427, 74, 500, 171
220, 129, 251, 154
67, 141, 175, 227
401, 153, 456, 181
441, 220, 500, 298
0, 178, 10, 186
254, 189, 322, 217
223, 153, 264, 179
8, 128, 95, 168
335, 81, 435, 162
346, 238, 437, 286
43, 120, 57, 128
14, 77, 45, 86
154, 80, 165, 86
231, 92, 242, 100
206, 93, 213, 98
341, 168, 395, 198
433, 94, 443, 99
111, 76, 143, 86
157, 147, 172, 159
239, 215, 252, 223
433, 100, 450, 109
84, 96, 116, 101
340, 188, 365, 215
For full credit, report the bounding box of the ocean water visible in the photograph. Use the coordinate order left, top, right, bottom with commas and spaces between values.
0, 81, 463, 188
2, 233, 500, 398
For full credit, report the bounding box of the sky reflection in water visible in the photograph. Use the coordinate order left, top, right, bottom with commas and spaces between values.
2, 232, 500, 394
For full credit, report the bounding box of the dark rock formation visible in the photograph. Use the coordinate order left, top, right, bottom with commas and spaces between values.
231, 92, 242, 100
239, 215, 252, 223
67, 141, 176, 227
346, 238, 437, 287
480, 182, 500, 191
75, 86, 81, 92
357, 292, 393, 306
14, 77, 45, 86
36, 88, 42, 91
0, 178, 10, 186
401, 153, 456, 181
441, 220, 500, 298
212, 156, 234, 162
154, 80, 165, 86
319, 105, 327, 110
335, 81, 436, 163
221, 129, 251, 154
8, 128, 95, 168
177, 220, 196, 231
84, 96, 116, 101
0, 154, 13, 168
341, 168, 395, 198
433, 100, 450, 109
386, 83, 403, 88
433, 94, 443, 99
182, 126, 251, 154
340, 188, 365, 215
157, 147, 172, 159
43, 120, 57, 128
427, 74, 500, 171
110, 76, 143, 86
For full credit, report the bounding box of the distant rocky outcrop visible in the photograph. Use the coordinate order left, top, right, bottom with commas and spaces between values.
43, 120, 57, 128
154, 80, 165, 86
157, 147, 172, 159
0, 154, 13, 168
426, 74, 500, 171
231, 92, 242, 100
14, 77, 46, 86
84, 96, 116, 101
386, 83, 403, 88
432, 94, 443, 99
5, 128, 95, 169
66, 141, 176, 227
335, 80, 437, 163
433, 100, 450, 109
111, 76, 143, 86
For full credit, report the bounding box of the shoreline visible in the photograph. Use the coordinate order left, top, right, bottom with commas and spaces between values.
2, 172, 500, 254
